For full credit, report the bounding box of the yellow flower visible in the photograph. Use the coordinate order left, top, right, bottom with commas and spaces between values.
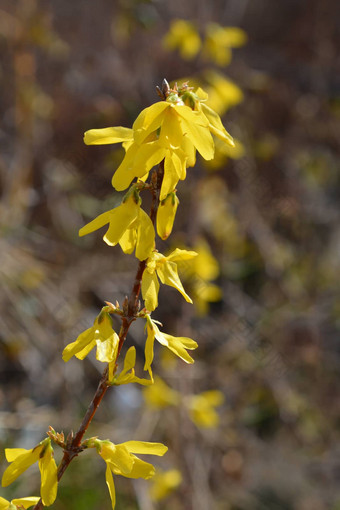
79, 193, 155, 261
203, 24, 247, 66
163, 19, 201, 60
156, 192, 179, 240
2, 439, 58, 507
141, 248, 197, 311
187, 390, 224, 428
62, 309, 119, 363
93, 439, 167, 510
111, 99, 215, 199
149, 468, 182, 501
109, 346, 153, 386
0, 497, 40, 510
144, 315, 198, 369
143, 376, 179, 409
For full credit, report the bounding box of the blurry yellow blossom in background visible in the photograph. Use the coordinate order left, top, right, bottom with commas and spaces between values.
187, 390, 224, 428
149, 469, 182, 501
143, 376, 179, 408
163, 19, 201, 60
203, 24, 247, 66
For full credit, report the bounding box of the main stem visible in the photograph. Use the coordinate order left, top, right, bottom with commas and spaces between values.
32, 162, 164, 510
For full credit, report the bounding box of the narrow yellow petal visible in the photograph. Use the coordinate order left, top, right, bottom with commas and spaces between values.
39, 447, 58, 506
2, 447, 41, 487
79, 210, 111, 237
157, 261, 192, 303
105, 465, 116, 510
135, 209, 155, 261
84, 126, 133, 145
11, 498, 40, 509
111, 142, 139, 191
62, 327, 94, 362
104, 198, 140, 246
177, 107, 214, 160
166, 248, 198, 262
5, 448, 28, 462
142, 270, 160, 312
160, 150, 182, 201
115, 456, 155, 480
119, 227, 137, 254
144, 322, 156, 371
122, 441, 168, 457
0, 497, 9, 510
133, 102, 169, 144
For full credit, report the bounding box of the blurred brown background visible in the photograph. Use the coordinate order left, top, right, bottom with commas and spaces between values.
0, 0, 340, 509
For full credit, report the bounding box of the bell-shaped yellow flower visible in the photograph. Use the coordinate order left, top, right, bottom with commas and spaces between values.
141, 248, 197, 311
144, 315, 198, 370
156, 192, 179, 240
79, 193, 155, 261
2, 439, 58, 507
143, 376, 179, 409
0, 497, 40, 510
188, 390, 224, 428
62, 309, 119, 363
109, 346, 153, 386
149, 468, 182, 501
163, 19, 201, 60
92, 438, 167, 510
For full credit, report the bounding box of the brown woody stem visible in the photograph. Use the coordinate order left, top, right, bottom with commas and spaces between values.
32, 161, 164, 510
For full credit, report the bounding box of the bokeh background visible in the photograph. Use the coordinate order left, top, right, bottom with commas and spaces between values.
1, 0, 340, 509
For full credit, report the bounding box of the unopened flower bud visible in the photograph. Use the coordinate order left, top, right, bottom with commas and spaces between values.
156, 192, 179, 240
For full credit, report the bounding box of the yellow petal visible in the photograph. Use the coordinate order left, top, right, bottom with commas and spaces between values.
111, 142, 139, 191
11, 498, 40, 510
105, 465, 116, 510
160, 150, 182, 201
84, 126, 133, 145
99, 443, 134, 475
104, 198, 140, 246
119, 227, 137, 254
144, 321, 156, 371
79, 210, 111, 237
39, 445, 58, 506
5, 449, 29, 462
201, 103, 234, 147
122, 441, 168, 456
157, 261, 192, 303
133, 102, 169, 145
167, 248, 197, 262
114, 456, 155, 480
2, 447, 41, 487
0, 498, 9, 510
95, 330, 119, 363
133, 141, 166, 176
142, 270, 160, 312
62, 327, 94, 362
155, 328, 198, 364
135, 209, 155, 261
158, 107, 184, 148
176, 107, 214, 160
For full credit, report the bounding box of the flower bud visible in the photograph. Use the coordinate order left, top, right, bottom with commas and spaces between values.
156, 192, 179, 240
